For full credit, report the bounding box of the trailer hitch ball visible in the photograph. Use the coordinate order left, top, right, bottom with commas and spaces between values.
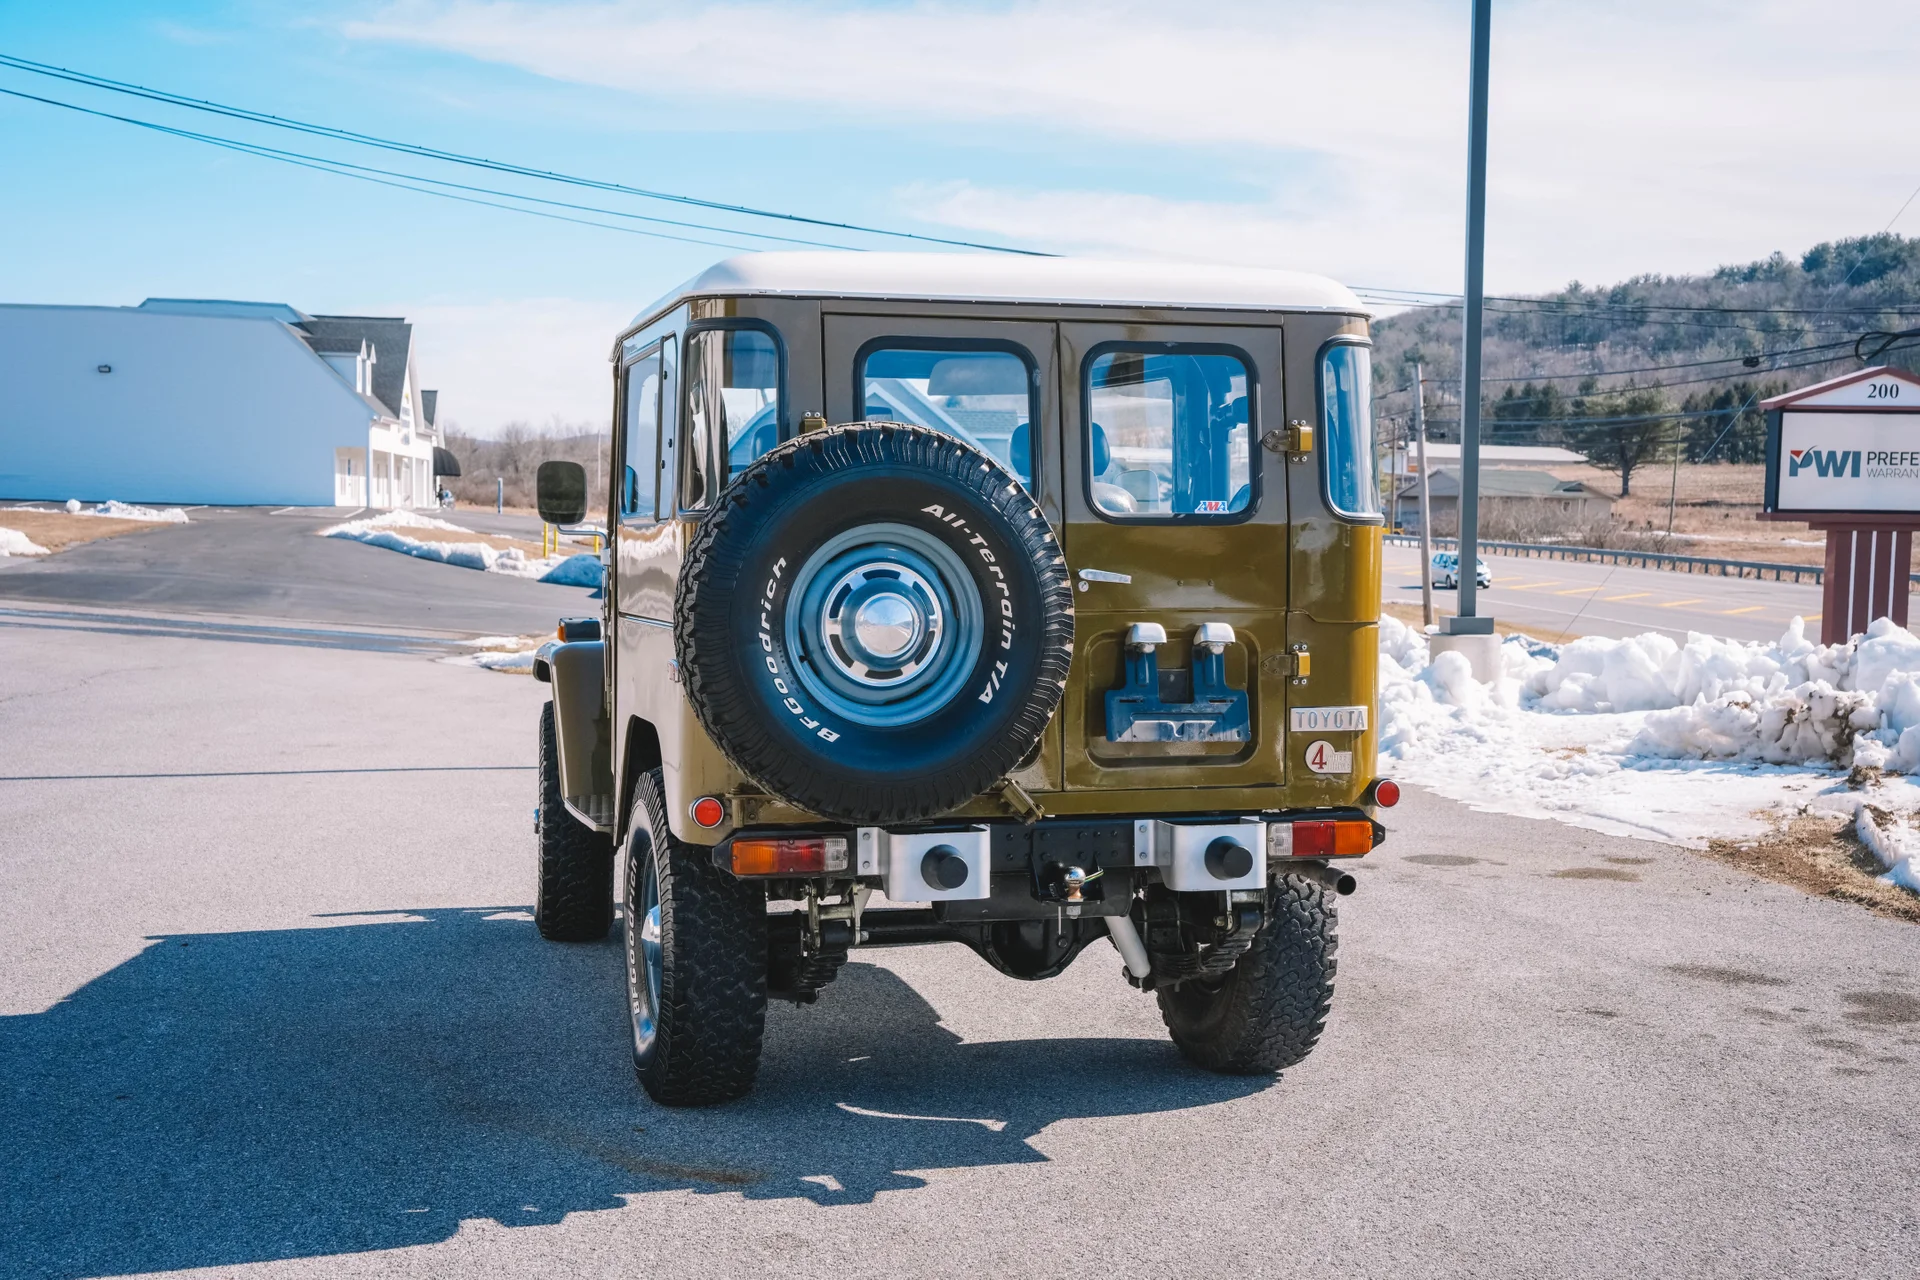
921, 845, 970, 891
1204, 837, 1254, 882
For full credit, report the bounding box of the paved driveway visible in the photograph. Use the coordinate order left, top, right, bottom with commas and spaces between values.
0, 506, 591, 636
2, 612, 1914, 1279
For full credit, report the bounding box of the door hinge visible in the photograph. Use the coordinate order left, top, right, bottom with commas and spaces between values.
1263, 645, 1310, 684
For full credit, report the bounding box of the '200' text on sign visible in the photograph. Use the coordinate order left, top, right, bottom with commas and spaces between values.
1290, 705, 1369, 733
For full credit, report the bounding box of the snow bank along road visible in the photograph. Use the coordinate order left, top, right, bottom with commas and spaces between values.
1383, 543, 1842, 642
3, 570, 1915, 1277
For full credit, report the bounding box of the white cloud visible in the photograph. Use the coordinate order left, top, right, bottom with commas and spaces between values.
350, 0, 1920, 294
396, 296, 633, 435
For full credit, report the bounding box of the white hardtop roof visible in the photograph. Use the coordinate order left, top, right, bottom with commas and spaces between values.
633, 252, 1366, 326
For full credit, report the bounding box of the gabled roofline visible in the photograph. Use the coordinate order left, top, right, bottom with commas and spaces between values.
1760, 364, 1920, 409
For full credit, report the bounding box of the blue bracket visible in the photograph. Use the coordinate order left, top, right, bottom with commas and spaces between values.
1104, 634, 1250, 743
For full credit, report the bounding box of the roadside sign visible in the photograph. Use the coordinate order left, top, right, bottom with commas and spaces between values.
1760, 366, 1920, 642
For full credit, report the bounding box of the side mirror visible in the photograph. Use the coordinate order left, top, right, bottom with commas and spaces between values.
536, 460, 588, 526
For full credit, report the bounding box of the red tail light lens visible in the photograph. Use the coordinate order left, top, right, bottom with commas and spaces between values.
1287, 820, 1373, 858
729, 836, 850, 877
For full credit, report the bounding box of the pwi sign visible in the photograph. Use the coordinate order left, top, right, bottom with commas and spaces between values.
1762, 366, 1920, 642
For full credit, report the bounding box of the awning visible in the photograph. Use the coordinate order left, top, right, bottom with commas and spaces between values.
432, 446, 462, 477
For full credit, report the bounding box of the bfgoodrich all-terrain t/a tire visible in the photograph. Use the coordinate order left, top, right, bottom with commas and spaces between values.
676, 422, 1074, 825
624, 767, 768, 1106
533, 701, 614, 942
1157, 872, 1338, 1074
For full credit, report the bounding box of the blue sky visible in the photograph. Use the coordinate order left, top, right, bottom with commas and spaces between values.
4, 1, 1917, 432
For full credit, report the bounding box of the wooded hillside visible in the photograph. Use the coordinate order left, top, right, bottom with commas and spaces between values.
1370, 233, 1920, 494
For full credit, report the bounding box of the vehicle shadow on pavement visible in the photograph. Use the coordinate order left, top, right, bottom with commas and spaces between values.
0, 908, 1269, 1278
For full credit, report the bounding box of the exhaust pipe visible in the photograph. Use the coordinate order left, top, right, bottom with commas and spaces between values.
1290, 860, 1357, 896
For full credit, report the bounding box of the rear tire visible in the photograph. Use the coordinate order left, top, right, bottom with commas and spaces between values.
624, 768, 768, 1106
1156, 872, 1337, 1074
534, 701, 614, 942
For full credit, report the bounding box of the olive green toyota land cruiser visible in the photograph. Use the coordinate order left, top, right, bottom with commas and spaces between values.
531, 252, 1394, 1107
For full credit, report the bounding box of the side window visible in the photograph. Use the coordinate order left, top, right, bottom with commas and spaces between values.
620, 349, 662, 522
1319, 340, 1380, 520
859, 344, 1035, 490
683, 326, 782, 510
1085, 347, 1252, 519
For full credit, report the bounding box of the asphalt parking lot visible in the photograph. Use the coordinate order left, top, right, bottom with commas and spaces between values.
3, 550, 1915, 1279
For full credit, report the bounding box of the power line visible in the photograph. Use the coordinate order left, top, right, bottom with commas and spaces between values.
1353, 284, 1920, 316
0, 85, 847, 252
0, 51, 1051, 257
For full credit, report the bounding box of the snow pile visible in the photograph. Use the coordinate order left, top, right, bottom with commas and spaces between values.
0, 528, 50, 557
319, 513, 604, 588
1376, 615, 1920, 849
1854, 808, 1920, 893
68, 499, 191, 523
442, 635, 543, 675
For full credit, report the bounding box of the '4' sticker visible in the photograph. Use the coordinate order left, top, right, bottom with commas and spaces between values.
1304, 739, 1353, 775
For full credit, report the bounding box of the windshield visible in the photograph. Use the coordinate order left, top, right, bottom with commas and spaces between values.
1086, 348, 1251, 519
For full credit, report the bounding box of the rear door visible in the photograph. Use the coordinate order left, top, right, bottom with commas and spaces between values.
1057, 322, 1288, 792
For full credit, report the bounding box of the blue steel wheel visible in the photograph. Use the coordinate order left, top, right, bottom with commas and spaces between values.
676, 422, 1074, 825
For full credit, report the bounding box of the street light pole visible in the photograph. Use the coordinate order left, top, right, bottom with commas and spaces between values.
1415, 363, 1435, 628
1450, 0, 1494, 635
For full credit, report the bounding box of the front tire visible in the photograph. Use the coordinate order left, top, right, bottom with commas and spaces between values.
624, 768, 768, 1106
534, 702, 614, 941
1157, 872, 1338, 1074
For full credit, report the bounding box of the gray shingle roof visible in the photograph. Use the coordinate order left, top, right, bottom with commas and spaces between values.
301, 316, 412, 418
1401, 467, 1608, 500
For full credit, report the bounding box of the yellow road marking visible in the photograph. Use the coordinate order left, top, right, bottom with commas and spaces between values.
1719, 605, 1766, 616
1551, 586, 1598, 596
1657, 598, 1707, 608
1500, 581, 1565, 592
1600, 592, 1652, 601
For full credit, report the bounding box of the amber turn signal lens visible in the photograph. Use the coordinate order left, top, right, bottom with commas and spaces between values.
729, 836, 850, 876
690, 796, 726, 828
1373, 779, 1401, 808
1290, 819, 1373, 858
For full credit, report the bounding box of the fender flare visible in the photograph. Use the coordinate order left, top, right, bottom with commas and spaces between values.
537, 639, 614, 830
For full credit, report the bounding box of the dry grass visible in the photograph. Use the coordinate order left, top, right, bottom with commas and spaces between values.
0, 509, 180, 553
1702, 809, 1920, 925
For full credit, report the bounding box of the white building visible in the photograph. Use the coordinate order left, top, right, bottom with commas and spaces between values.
0, 298, 444, 508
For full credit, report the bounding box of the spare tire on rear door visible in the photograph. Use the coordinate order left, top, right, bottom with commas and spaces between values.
676, 422, 1074, 825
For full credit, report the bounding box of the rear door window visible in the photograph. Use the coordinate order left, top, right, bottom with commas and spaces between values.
1084, 346, 1253, 520
858, 344, 1036, 490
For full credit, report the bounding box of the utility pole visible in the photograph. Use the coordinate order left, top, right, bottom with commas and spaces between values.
1416, 364, 1435, 628
1665, 417, 1682, 539
1450, 0, 1493, 633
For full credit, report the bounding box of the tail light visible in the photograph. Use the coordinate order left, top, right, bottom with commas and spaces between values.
1271, 819, 1374, 859
729, 836, 849, 877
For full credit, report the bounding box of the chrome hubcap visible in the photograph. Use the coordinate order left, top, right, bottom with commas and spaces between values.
785, 522, 984, 728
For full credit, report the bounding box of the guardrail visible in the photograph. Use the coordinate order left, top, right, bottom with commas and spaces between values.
1384, 534, 1832, 584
